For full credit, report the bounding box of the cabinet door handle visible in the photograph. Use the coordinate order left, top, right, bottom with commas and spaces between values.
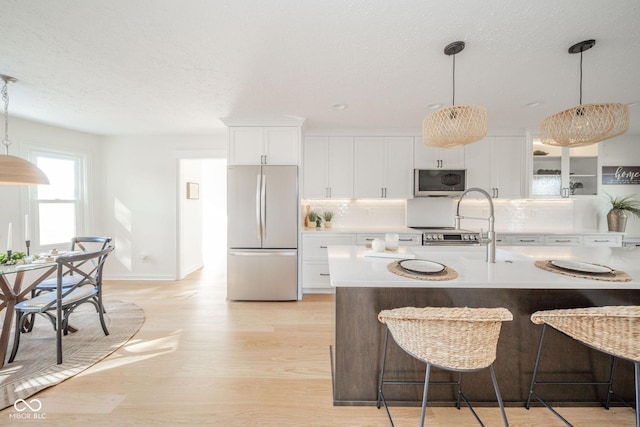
320, 246, 328, 249
319, 273, 330, 277
381, 188, 384, 198
519, 239, 536, 243
555, 239, 572, 243
593, 239, 610, 243
329, 187, 332, 198
399, 238, 413, 242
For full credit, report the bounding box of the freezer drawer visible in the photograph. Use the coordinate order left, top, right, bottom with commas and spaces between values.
227, 249, 298, 301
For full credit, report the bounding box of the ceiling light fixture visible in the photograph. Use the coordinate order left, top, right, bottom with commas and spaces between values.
423, 41, 487, 148
0, 75, 49, 185
540, 39, 629, 147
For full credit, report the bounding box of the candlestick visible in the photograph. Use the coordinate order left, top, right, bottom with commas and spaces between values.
6, 249, 11, 263
25, 240, 30, 256
7, 223, 12, 251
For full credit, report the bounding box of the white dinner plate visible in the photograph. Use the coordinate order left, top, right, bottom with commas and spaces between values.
399, 259, 446, 274
550, 260, 614, 274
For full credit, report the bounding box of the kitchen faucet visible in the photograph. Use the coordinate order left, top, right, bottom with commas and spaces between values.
454, 188, 496, 263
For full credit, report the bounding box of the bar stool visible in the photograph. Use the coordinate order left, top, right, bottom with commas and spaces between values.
527, 306, 640, 427
377, 306, 513, 427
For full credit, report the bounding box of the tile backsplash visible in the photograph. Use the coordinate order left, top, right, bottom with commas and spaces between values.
301, 199, 406, 228
303, 197, 606, 233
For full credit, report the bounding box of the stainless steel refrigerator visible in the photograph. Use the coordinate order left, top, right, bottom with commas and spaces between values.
227, 165, 298, 301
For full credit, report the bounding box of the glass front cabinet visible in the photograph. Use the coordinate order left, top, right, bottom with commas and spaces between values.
531, 139, 598, 198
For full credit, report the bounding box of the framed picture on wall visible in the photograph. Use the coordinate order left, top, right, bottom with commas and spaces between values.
187, 182, 200, 200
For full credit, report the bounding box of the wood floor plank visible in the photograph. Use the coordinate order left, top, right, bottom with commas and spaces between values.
0, 267, 636, 425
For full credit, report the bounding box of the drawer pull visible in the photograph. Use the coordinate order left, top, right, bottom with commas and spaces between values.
399, 238, 414, 242
320, 246, 327, 249
555, 239, 572, 243
319, 273, 330, 277
519, 239, 536, 242
593, 240, 610, 243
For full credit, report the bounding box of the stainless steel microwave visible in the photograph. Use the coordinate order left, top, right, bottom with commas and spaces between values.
414, 169, 466, 197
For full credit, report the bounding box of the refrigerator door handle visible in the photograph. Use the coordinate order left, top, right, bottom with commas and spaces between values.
229, 249, 297, 257
256, 174, 262, 240
261, 174, 267, 240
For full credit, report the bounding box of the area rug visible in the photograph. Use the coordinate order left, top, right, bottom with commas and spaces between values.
0, 300, 144, 410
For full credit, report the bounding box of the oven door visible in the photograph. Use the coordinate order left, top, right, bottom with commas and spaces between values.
414, 169, 466, 196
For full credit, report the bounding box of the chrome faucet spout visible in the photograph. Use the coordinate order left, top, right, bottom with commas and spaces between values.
455, 188, 496, 263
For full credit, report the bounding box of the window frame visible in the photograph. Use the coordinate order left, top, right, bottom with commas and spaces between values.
25, 146, 91, 251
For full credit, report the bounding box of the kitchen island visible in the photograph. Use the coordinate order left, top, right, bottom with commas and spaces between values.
328, 245, 640, 406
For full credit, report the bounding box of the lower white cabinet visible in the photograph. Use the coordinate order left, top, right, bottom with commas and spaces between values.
301, 233, 356, 293
544, 235, 582, 246
355, 233, 422, 246
583, 235, 623, 247
495, 233, 622, 247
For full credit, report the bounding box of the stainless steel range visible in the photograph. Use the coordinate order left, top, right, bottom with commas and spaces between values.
409, 227, 481, 246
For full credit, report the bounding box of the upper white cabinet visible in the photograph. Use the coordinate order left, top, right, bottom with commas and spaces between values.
531, 140, 598, 198
466, 136, 525, 198
354, 137, 414, 198
414, 138, 466, 169
303, 136, 354, 199
228, 126, 300, 165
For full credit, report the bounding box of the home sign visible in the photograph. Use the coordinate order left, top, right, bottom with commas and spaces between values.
602, 166, 640, 185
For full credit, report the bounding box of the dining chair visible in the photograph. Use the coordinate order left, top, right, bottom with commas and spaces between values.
32, 236, 113, 296
9, 245, 115, 364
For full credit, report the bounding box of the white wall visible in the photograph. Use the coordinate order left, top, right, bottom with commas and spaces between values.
100, 134, 227, 280
0, 117, 102, 253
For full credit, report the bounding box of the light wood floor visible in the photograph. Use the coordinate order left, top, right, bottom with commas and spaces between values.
1, 266, 636, 426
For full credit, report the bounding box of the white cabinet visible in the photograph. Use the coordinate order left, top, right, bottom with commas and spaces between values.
301, 233, 356, 292
355, 233, 422, 246
354, 137, 414, 198
414, 137, 466, 169
544, 235, 582, 246
583, 235, 622, 247
303, 136, 353, 199
531, 140, 598, 198
228, 126, 300, 165
466, 136, 525, 198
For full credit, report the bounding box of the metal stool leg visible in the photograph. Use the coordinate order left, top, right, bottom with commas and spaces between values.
377, 327, 394, 426
635, 362, 640, 427
526, 324, 547, 409
490, 364, 509, 427
605, 357, 618, 410
419, 363, 431, 427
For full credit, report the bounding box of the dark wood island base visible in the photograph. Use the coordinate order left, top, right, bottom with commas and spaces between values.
333, 286, 640, 407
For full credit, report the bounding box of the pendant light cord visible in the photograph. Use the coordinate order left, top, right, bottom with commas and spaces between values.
2, 79, 9, 154
452, 54, 456, 107
579, 50, 583, 105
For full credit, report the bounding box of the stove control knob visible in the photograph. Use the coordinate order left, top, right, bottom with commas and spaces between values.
438, 234, 444, 240
462, 234, 468, 240
426, 234, 433, 240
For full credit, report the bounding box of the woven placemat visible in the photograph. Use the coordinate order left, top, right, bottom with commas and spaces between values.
387, 260, 458, 281
535, 260, 632, 282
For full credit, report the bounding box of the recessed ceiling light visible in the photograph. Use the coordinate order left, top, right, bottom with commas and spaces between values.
426, 103, 442, 110
524, 101, 543, 108
627, 101, 639, 108
332, 103, 347, 111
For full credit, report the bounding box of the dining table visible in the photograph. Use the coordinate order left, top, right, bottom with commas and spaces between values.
0, 262, 57, 369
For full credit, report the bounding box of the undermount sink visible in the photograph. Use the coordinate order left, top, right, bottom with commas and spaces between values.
411, 247, 532, 262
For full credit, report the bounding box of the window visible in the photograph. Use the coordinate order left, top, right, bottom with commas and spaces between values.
30, 152, 86, 248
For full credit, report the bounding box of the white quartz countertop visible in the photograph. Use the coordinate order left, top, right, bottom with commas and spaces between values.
327, 245, 640, 290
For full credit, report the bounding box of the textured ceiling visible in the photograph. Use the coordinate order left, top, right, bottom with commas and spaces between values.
1, 0, 639, 136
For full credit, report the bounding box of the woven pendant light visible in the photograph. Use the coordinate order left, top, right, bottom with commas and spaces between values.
0, 75, 49, 186
423, 41, 487, 148
540, 40, 629, 147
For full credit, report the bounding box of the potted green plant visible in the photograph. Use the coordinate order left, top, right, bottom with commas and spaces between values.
322, 211, 334, 229
307, 210, 321, 229
606, 193, 640, 232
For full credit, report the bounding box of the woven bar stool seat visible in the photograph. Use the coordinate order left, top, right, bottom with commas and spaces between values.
377, 306, 513, 427
527, 305, 640, 427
